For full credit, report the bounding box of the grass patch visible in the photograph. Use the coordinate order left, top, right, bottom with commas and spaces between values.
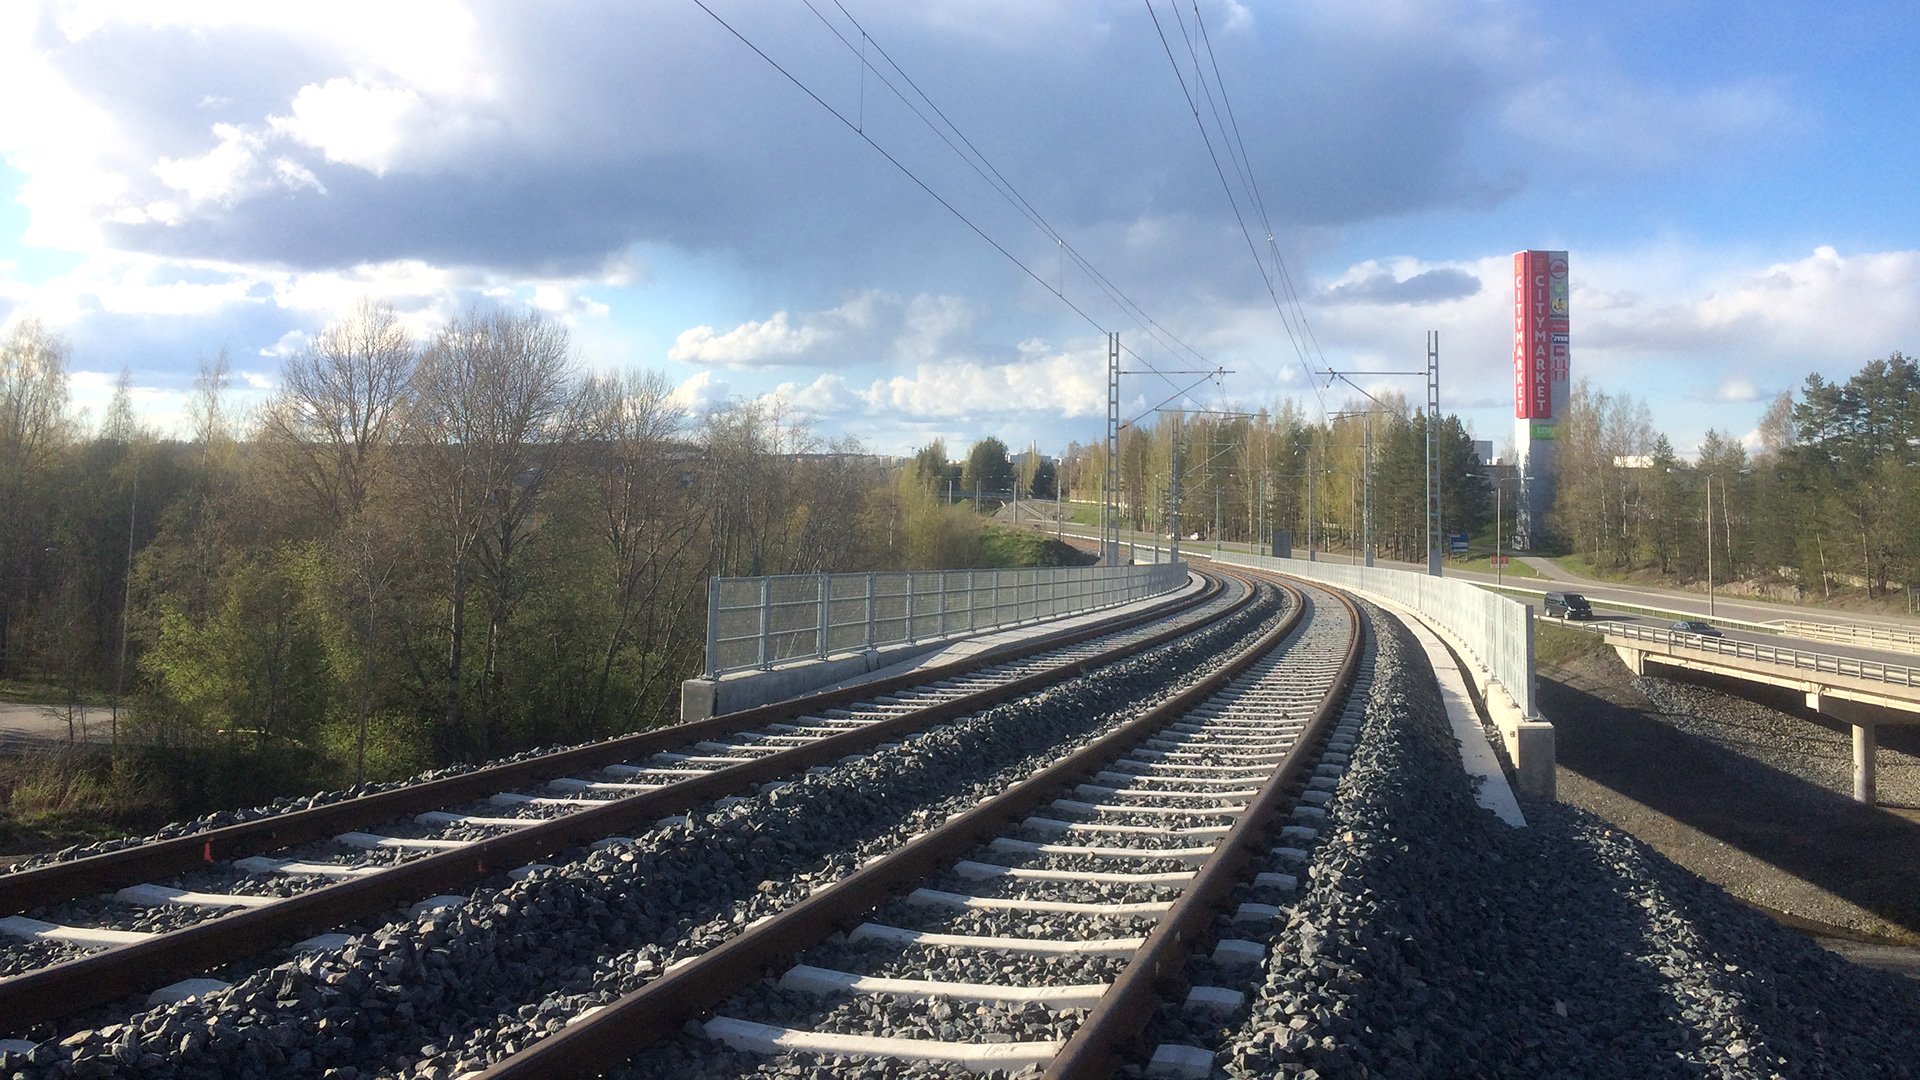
1555, 552, 1639, 584
0, 678, 110, 707
980, 527, 1098, 568
1534, 621, 1613, 668
1448, 554, 1542, 579
0, 746, 171, 853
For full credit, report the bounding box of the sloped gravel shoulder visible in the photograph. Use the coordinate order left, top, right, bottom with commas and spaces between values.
1221, 605, 1920, 1079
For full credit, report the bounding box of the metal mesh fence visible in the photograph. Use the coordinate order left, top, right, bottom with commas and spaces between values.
704, 562, 1187, 677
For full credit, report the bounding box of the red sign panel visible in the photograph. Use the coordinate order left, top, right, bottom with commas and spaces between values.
1512, 250, 1562, 419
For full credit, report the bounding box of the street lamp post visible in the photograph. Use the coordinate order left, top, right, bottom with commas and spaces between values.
1472, 473, 1532, 586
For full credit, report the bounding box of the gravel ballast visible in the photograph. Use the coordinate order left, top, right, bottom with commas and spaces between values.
0, 588, 1280, 1079
1221, 604, 1920, 1079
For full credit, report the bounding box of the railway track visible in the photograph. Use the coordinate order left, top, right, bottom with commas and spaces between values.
462, 574, 1364, 1080
0, 570, 1248, 1036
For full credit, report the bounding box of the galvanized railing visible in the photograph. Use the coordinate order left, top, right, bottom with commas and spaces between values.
702, 562, 1189, 678
1772, 619, 1920, 655
1595, 621, 1920, 688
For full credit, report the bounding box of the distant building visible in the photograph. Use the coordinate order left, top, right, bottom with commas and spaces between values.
1613, 455, 1655, 470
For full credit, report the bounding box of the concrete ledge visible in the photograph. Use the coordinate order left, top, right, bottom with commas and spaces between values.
682, 640, 949, 721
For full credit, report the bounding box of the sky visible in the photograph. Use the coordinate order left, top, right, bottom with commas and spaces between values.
1, 0, 1916, 460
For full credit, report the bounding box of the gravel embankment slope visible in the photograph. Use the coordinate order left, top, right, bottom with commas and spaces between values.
1224, 608, 1920, 1079
1542, 633, 1920, 945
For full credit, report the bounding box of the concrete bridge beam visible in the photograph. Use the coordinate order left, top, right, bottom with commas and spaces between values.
1611, 644, 1648, 677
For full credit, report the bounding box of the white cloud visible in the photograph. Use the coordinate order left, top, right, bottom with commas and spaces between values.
666, 292, 971, 369
669, 369, 731, 412
269, 78, 434, 175
1718, 376, 1759, 403
862, 341, 1107, 420
151, 123, 268, 205
669, 312, 820, 366
771, 372, 864, 418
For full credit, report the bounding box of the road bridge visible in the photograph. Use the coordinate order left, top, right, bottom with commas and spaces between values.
1600, 622, 1920, 803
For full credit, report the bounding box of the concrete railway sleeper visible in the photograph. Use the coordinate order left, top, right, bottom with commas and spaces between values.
0, 570, 1247, 1033
460, 577, 1362, 1080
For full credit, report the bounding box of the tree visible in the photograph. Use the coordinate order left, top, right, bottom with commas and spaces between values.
1028, 458, 1058, 500
574, 369, 706, 732
960, 436, 1014, 506
910, 439, 950, 495
259, 301, 417, 526
407, 309, 585, 758
0, 318, 72, 677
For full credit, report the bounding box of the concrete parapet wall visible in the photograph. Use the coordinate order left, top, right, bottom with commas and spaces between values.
1214, 551, 1555, 801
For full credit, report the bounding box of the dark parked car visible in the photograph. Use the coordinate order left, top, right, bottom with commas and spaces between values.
1670, 620, 1722, 637
1543, 592, 1592, 620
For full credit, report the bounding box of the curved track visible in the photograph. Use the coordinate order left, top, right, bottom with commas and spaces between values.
465, 574, 1365, 1079
0, 571, 1248, 1032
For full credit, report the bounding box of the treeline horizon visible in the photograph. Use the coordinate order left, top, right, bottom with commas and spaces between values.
0, 305, 1069, 821
1, 302, 1914, 820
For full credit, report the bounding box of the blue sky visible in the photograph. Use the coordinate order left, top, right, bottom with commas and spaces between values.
2, 0, 1915, 459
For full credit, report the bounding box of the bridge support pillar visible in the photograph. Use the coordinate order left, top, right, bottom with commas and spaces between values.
1854, 721, 1878, 805
1806, 691, 1880, 805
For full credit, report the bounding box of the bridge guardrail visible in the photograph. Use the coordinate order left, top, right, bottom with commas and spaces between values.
702, 562, 1188, 678
1772, 619, 1920, 655
1592, 622, 1920, 688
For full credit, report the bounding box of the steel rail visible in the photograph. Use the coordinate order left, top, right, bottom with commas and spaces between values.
1046, 577, 1364, 1078
0, 572, 1245, 1028
0, 572, 1217, 918
469, 571, 1312, 1080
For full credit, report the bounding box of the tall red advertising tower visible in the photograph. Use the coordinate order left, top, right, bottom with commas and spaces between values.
1511, 250, 1569, 548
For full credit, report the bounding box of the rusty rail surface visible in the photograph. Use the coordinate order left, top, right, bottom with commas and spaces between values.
0, 573, 1238, 1028
1046, 577, 1363, 1079
472, 571, 1326, 1080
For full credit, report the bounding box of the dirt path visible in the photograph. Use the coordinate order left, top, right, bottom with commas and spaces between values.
0, 702, 116, 745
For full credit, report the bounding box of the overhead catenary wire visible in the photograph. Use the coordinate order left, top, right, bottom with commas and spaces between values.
810, 0, 1218, 385
699, 0, 1214, 402
1145, 0, 1330, 420
1189, 2, 1333, 391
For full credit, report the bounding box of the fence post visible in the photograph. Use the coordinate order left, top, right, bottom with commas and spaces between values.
816, 573, 830, 659
757, 577, 773, 670
906, 573, 918, 643
864, 571, 877, 651
704, 576, 720, 678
